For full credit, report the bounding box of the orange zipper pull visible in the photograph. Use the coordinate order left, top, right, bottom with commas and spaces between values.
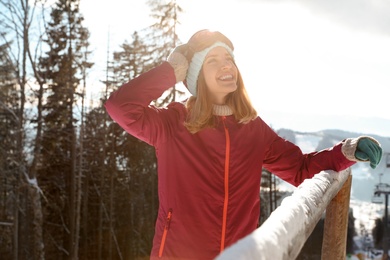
165, 209, 173, 230
159, 209, 173, 257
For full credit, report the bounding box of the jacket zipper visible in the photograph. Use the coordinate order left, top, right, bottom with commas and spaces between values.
158, 208, 173, 257
220, 117, 231, 252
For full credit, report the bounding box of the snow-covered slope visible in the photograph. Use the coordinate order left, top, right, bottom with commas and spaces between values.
276, 128, 390, 235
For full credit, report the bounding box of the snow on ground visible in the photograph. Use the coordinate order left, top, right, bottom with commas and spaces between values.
350, 200, 383, 236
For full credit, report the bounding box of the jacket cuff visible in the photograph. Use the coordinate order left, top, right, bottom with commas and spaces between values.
341, 136, 380, 162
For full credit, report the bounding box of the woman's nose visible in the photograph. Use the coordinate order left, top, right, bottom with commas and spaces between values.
221, 59, 233, 69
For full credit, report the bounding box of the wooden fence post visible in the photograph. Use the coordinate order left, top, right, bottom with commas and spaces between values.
321, 174, 352, 260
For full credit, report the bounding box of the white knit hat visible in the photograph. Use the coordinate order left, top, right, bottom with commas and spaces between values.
186, 41, 234, 96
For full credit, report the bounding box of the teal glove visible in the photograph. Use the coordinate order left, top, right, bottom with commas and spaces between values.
355, 137, 382, 169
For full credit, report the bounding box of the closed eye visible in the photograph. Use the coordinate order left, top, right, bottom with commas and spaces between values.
206, 58, 217, 64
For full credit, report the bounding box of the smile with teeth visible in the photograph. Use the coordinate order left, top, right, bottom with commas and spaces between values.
218, 74, 234, 81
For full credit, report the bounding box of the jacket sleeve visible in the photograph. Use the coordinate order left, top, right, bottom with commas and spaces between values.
104, 62, 177, 146
262, 124, 355, 187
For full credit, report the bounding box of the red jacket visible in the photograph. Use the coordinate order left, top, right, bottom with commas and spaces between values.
105, 62, 355, 259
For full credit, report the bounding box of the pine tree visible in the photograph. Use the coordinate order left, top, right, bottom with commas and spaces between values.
111, 31, 153, 85
146, 0, 186, 105
373, 217, 384, 249
0, 40, 18, 260
90, 28, 159, 258
37, 0, 91, 258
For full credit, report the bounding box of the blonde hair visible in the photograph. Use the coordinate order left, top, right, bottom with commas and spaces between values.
184, 67, 257, 134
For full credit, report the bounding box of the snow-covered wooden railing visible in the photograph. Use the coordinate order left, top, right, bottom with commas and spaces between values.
216, 168, 352, 260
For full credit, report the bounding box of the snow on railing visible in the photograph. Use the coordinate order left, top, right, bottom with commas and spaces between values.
216, 168, 352, 260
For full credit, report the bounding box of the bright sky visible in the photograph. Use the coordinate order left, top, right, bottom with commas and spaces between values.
80, 0, 390, 137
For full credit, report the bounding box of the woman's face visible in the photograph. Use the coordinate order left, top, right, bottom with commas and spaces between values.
201, 46, 238, 105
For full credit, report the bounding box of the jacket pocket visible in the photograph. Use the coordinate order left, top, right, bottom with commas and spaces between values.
158, 208, 173, 257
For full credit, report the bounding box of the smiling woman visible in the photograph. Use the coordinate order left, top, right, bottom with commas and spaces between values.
104, 28, 382, 259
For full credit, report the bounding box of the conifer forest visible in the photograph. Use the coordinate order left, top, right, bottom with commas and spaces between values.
0, 0, 356, 259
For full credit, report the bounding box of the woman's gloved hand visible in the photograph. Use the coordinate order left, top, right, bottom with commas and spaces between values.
355, 137, 383, 169
167, 44, 189, 83
342, 136, 382, 169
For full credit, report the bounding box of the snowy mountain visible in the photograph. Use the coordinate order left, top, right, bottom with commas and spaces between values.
275, 128, 390, 236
